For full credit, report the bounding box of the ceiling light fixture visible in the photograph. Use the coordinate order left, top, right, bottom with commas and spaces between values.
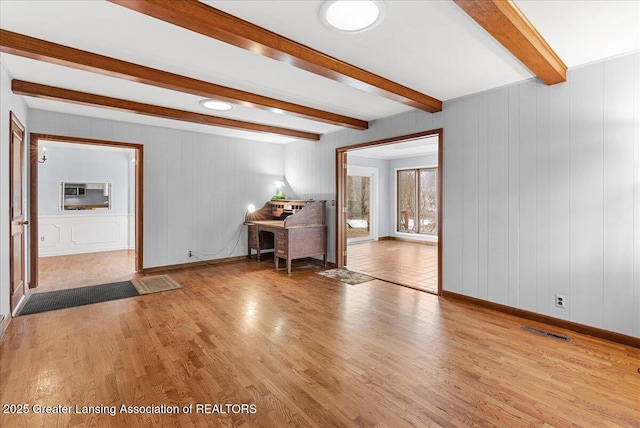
200, 99, 233, 111
320, 0, 385, 33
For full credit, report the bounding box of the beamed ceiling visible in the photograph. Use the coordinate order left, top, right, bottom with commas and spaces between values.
1, 0, 638, 144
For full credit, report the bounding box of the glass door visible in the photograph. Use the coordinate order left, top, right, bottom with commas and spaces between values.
347, 166, 377, 243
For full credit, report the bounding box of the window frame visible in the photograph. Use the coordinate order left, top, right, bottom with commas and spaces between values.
395, 165, 438, 237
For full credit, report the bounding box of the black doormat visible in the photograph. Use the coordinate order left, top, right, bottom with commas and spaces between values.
19, 281, 140, 316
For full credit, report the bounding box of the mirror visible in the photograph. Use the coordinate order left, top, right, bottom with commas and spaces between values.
60, 182, 112, 211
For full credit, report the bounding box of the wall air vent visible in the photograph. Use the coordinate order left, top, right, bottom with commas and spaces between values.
523, 326, 571, 342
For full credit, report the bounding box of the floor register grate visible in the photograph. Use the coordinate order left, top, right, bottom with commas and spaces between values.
523, 326, 571, 342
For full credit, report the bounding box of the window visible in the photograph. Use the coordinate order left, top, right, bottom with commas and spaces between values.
397, 168, 437, 235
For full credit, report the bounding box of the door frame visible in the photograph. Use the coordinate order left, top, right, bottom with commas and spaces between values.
29, 134, 144, 288
336, 128, 443, 295
346, 165, 378, 244
9, 112, 27, 314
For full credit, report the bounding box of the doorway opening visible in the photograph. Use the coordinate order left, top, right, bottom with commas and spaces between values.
346, 166, 377, 243
29, 134, 144, 292
336, 129, 442, 295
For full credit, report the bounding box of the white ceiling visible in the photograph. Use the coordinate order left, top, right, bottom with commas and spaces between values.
350, 135, 438, 160
1, 1, 638, 144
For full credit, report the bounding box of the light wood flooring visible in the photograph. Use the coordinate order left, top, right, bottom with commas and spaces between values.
1, 259, 638, 427
347, 239, 438, 293
36, 250, 138, 292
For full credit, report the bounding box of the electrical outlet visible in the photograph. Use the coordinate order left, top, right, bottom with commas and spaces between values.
188, 250, 192, 258
555, 294, 566, 308
40, 236, 45, 241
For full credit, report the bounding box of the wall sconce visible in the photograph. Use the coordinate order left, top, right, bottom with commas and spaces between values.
38, 146, 47, 163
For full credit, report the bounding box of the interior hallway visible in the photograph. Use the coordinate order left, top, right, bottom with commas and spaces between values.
347, 239, 438, 293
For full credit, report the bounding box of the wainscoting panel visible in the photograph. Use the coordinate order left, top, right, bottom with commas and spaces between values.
71, 221, 120, 245
39, 223, 61, 249
39, 214, 133, 257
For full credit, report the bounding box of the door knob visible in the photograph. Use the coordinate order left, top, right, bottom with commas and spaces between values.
20, 220, 29, 225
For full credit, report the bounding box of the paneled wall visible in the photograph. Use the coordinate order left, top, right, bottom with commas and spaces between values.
29, 110, 285, 269
0, 61, 29, 320
443, 53, 640, 336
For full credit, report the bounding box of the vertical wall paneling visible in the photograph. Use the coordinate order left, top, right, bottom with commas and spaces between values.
173, 131, 190, 262
635, 52, 640, 337
603, 55, 635, 335
486, 88, 510, 304
569, 63, 605, 328
535, 84, 551, 314
462, 96, 480, 297
507, 85, 521, 307
443, 101, 464, 293
478, 93, 489, 300
518, 81, 538, 312
548, 78, 571, 320
278, 52, 638, 338
28, 110, 284, 269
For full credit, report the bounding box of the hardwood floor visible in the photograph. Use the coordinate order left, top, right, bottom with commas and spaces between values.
36, 250, 138, 292
347, 239, 438, 293
1, 259, 638, 427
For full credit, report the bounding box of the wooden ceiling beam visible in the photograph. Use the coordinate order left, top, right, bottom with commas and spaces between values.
108, 0, 443, 113
453, 0, 567, 85
12, 80, 321, 141
0, 29, 365, 130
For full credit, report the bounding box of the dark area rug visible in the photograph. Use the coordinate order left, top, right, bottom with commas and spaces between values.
18, 281, 140, 316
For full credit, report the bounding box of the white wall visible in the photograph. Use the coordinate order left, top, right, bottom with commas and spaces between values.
0, 61, 29, 320
29, 109, 285, 269
38, 145, 132, 215
443, 53, 640, 337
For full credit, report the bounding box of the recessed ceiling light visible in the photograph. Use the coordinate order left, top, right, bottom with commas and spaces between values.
320, 0, 385, 33
200, 99, 233, 111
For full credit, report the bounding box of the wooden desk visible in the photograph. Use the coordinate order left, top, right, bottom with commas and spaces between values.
246, 201, 327, 274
